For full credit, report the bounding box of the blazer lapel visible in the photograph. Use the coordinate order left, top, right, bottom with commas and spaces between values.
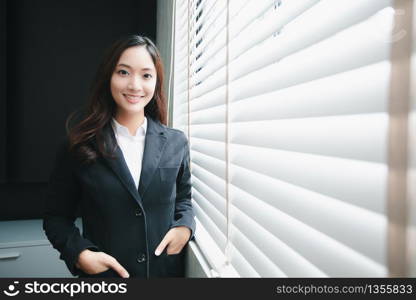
100, 122, 142, 207
103, 144, 143, 205
138, 117, 167, 197
100, 117, 167, 205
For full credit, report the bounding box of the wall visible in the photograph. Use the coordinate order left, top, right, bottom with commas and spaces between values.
1, 0, 157, 220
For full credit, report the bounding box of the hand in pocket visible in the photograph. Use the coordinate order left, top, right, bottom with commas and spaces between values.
76, 249, 130, 278
154, 226, 191, 256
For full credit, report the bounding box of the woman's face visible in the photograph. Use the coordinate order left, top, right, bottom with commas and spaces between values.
110, 45, 157, 117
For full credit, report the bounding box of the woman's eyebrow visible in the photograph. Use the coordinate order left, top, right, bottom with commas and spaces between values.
117, 63, 132, 69
117, 63, 155, 71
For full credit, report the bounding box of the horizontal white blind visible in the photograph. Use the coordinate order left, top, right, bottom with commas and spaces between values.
173, 0, 231, 273
173, 0, 395, 277
226, 0, 391, 277
173, 0, 189, 134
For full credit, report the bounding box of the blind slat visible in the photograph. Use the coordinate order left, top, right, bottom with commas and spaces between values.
231, 144, 387, 214
230, 205, 326, 277
230, 185, 387, 276
231, 114, 388, 163
193, 175, 226, 216
230, 174, 387, 265
192, 151, 226, 180
193, 187, 227, 233
194, 202, 227, 250
192, 5, 393, 100
228, 223, 287, 277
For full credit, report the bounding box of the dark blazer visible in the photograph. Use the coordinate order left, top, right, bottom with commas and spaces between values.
43, 117, 195, 278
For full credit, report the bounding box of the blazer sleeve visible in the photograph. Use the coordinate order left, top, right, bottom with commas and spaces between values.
42, 138, 99, 276
170, 134, 196, 241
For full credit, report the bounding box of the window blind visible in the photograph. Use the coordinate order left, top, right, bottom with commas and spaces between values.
172, 0, 189, 134
173, 0, 233, 274
173, 0, 396, 277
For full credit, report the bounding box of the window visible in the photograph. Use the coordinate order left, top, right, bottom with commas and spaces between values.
171, 0, 411, 277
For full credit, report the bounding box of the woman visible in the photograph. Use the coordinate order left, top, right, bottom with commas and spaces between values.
43, 35, 195, 278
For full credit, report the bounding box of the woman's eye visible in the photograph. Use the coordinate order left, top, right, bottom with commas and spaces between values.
117, 70, 129, 76
144, 73, 153, 79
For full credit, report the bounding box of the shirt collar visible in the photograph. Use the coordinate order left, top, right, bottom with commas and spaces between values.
112, 117, 147, 139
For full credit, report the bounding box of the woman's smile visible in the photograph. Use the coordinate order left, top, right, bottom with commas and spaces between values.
123, 94, 145, 104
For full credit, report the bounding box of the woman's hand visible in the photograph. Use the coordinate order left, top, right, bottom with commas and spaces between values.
154, 226, 191, 256
76, 249, 130, 278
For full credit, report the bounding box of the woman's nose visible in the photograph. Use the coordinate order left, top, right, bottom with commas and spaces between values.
127, 76, 143, 91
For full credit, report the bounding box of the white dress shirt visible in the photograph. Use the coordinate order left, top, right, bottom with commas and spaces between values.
112, 117, 147, 189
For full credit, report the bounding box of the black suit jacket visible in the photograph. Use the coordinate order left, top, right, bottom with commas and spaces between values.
43, 117, 195, 278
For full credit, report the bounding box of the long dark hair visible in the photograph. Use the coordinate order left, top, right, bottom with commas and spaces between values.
66, 35, 167, 164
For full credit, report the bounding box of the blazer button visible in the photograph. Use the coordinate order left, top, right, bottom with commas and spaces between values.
135, 209, 142, 217
137, 253, 146, 263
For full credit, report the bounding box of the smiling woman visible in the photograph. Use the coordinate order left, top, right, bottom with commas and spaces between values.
42, 35, 195, 278
65, 35, 167, 164
111, 46, 157, 129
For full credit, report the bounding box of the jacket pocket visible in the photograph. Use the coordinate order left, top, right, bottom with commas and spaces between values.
165, 251, 185, 277
159, 166, 179, 182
